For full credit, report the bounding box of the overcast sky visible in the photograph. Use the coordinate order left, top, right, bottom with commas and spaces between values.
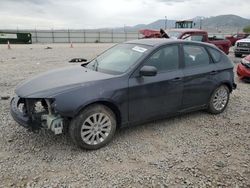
1, 0, 250, 29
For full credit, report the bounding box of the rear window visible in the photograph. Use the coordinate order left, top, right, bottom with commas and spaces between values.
207, 47, 222, 63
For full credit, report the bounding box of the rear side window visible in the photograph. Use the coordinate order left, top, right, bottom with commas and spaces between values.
183, 45, 210, 68
207, 47, 222, 63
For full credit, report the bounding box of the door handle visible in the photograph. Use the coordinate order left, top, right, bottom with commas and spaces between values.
210, 70, 218, 75
171, 77, 182, 82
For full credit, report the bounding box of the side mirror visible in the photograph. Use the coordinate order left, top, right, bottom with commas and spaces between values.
139, 66, 157, 77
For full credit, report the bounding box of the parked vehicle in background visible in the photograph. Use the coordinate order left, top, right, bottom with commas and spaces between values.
175, 20, 194, 28
11, 39, 236, 150
139, 29, 161, 38
234, 35, 250, 57
237, 55, 250, 82
226, 33, 249, 46
140, 29, 231, 54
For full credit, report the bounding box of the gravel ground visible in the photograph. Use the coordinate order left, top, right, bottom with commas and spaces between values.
0, 43, 249, 188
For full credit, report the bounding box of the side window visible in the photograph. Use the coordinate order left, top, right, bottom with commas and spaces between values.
237, 34, 244, 38
181, 34, 205, 42
191, 35, 205, 42
145, 45, 179, 72
183, 45, 210, 68
207, 47, 222, 63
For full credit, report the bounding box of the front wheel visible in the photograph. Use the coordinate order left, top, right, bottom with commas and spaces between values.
69, 104, 117, 150
207, 85, 230, 114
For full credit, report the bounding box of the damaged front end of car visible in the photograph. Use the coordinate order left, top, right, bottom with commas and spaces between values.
10, 97, 65, 134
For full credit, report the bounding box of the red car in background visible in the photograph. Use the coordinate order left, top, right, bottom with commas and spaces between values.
139, 29, 231, 54
139, 29, 161, 38
237, 55, 250, 82
226, 33, 249, 46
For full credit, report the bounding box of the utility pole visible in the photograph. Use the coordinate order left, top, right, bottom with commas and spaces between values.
165, 16, 167, 29
35, 27, 38, 43
200, 18, 202, 29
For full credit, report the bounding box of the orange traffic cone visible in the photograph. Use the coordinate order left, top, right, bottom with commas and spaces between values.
7, 41, 11, 49
70, 41, 73, 48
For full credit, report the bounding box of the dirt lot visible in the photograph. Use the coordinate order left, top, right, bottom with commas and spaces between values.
0, 43, 249, 188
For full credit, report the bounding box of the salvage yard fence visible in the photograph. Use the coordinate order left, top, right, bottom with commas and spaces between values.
5, 29, 142, 43
1, 29, 233, 43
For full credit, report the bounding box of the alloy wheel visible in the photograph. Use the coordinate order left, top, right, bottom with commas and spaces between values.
212, 86, 229, 111
81, 113, 112, 145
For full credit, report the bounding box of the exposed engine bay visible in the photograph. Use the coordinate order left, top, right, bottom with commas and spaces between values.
12, 97, 64, 134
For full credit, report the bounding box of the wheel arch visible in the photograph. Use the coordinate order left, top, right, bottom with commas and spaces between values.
75, 100, 122, 127
208, 82, 232, 103
207, 82, 231, 114
220, 81, 233, 92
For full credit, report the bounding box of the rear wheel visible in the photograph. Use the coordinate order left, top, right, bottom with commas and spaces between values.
69, 104, 116, 150
207, 85, 230, 114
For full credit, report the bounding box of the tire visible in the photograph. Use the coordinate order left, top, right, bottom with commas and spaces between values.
69, 104, 116, 150
234, 53, 242, 58
207, 85, 230, 114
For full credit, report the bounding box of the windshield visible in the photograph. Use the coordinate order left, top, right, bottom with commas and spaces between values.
86, 43, 151, 75
167, 31, 182, 39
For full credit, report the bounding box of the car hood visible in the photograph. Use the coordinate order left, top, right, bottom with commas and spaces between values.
16, 66, 114, 98
237, 38, 250, 43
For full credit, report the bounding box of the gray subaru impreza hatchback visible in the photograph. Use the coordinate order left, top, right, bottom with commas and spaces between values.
11, 39, 236, 149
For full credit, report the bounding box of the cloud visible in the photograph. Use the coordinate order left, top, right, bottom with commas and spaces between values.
7, 0, 51, 4
0, 0, 249, 29
157, 0, 190, 4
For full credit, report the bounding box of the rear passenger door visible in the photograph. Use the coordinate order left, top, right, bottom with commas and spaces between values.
181, 44, 217, 109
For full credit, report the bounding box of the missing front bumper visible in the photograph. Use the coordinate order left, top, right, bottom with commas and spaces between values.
10, 97, 35, 129
10, 96, 64, 134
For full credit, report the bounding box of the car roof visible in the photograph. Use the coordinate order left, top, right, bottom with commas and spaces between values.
126, 38, 216, 49
126, 39, 178, 46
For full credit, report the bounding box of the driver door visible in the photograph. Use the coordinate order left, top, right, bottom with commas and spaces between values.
128, 45, 183, 124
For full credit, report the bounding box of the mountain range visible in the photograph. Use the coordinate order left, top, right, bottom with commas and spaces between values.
110, 14, 250, 33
